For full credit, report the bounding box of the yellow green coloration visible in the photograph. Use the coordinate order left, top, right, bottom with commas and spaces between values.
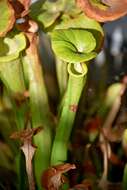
0, 0, 15, 36
90, 0, 108, 10
0, 33, 26, 63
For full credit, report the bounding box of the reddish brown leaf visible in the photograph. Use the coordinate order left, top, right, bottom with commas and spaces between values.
102, 126, 124, 142
10, 127, 42, 142
41, 163, 76, 190
16, 19, 38, 33
24, 32, 38, 55
17, 0, 31, 16
85, 117, 101, 133
12, 90, 29, 107
76, 0, 127, 22
10, 0, 31, 18
10, 0, 24, 18
109, 152, 124, 167
69, 105, 78, 112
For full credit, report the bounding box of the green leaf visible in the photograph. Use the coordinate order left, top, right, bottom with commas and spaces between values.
0, 34, 27, 130
38, 11, 60, 28
56, 14, 103, 34
98, 83, 123, 117
51, 29, 97, 63
56, 14, 104, 51
30, 0, 62, 28
30, 0, 81, 29
0, 33, 26, 63
0, 0, 15, 37
0, 58, 25, 93
105, 83, 123, 107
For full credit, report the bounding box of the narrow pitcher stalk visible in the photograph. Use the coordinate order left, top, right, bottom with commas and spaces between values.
51, 63, 88, 165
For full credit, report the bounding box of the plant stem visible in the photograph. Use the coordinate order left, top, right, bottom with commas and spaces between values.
0, 58, 27, 130
0, 58, 28, 190
99, 134, 109, 190
22, 33, 53, 189
51, 63, 87, 165
56, 58, 68, 97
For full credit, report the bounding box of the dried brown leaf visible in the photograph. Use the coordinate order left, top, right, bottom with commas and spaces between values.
12, 90, 29, 107
23, 33, 39, 60
11, 126, 42, 190
41, 163, 76, 190
21, 140, 36, 190
109, 152, 124, 167
76, 0, 127, 22
10, 127, 42, 142
10, 0, 31, 18
17, 0, 31, 16
103, 126, 124, 142
16, 19, 38, 33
